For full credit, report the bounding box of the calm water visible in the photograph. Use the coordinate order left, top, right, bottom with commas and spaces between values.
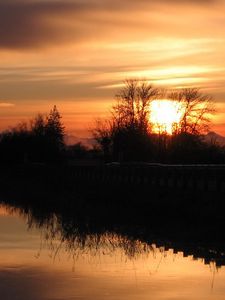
0, 203, 225, 300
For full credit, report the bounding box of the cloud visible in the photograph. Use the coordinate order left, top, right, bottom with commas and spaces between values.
0, 102, 15, 107
0, 2, 79, 49
0, 0, 220, 49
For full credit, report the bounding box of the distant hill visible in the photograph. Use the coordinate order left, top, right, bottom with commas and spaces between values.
65, 131, 225, 148
204, 131, 225, 146
65, 134, 95, 148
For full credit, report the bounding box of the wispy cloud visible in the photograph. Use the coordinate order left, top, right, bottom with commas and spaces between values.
0, 0, 222, 49
0, 102, 15, 107
0, 0, 225, 135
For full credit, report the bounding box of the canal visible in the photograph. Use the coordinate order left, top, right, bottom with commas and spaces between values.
0, 201, 224, 300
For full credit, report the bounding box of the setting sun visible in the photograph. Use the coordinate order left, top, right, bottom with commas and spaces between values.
150, 100, 184, 135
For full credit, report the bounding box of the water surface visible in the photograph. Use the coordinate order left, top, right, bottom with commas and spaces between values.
0, 204, 224, 300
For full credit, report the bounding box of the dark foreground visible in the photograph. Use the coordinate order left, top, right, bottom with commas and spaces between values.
0, 164, 225, 299
0, 202, 224, 300
1, 164, 225, 266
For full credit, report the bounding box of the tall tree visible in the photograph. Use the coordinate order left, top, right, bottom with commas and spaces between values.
45, 105, 65, 149
93, 80, 159, 161
30, 114, 46, 137
168, 88, 215, 135
113, 79, 159, 132
92, 81, 218, 163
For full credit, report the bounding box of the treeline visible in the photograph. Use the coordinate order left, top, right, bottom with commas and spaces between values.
0, 106, 65, 163
94, 123, 225, 164
93, 80, 225, 164
1, 79, 225, 165
0, 105, 100, 164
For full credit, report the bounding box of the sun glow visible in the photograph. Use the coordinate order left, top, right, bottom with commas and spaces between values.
150, 100, 184, 135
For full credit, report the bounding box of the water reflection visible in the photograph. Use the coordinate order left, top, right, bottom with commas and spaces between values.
4, 203, 158, 260
3, 201, 225, 268
0, 201, 225, 299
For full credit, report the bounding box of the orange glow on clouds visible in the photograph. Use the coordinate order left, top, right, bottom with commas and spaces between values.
0, 1, 225, 136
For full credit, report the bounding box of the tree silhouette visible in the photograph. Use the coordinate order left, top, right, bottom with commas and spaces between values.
92, 80, 221, 163
0, 106, 65, 164
113, 79, 159, 132
31, 114, 46, 137
168, 88, 214, 135
93, 79, 159, 161
46, 105, 65, 147
92, 119, 112, 162
0, 123, 30, 163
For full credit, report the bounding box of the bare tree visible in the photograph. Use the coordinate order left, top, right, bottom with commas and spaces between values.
92, 81, 217, 162
92, 79, 160, 161
113, 79, 160, 132
168, 88, 215, 135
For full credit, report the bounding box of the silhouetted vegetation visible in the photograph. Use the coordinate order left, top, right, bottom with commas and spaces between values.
1, 184, 225, 267
168, 88, 214, 134
93, 79, 225, 163
1, 81, 225, 271
0, 105, 65, 164
66, 143, 88, 159
93, 79, 159, 162
0, 79, 225, 165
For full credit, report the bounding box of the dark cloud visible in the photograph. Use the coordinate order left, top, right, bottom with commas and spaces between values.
0, 0, 218, 49
0, 2, 84, 49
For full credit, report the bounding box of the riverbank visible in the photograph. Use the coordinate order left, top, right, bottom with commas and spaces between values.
0, 164, 225, 252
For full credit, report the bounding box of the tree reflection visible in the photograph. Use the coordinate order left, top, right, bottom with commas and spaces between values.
2, 201, 225, 268
5, 204, 154, 260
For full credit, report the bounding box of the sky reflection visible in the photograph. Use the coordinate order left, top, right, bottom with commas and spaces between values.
0, 204, 224, 299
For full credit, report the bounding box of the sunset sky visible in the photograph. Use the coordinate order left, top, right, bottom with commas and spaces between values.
0, 0, 225, 137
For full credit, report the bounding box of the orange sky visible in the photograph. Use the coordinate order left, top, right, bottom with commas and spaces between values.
0, 0, 225, 137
